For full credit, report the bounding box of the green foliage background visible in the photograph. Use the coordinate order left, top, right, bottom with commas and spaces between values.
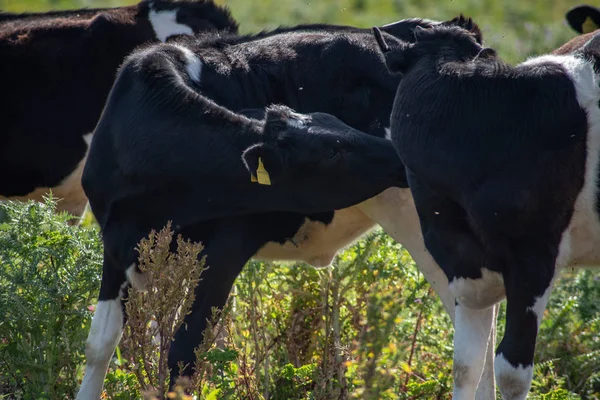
0, 0, 588, 63
0, 0, 599, 399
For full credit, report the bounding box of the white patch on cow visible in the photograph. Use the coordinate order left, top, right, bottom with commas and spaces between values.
76, 299, 124, 400
494, 353, 533, 400
475, 305, 498, 400
148, 7, 193, 42
384, 127, 392, 141
448, 269, 505, 310
171, 44, 203, 83
254, 206, 376, 267
452, 304, 495, 399
149, 319, 161, 346
126, 264, 147, 292
527, 279, 555, 331
522, 55, 600, 270
83, 132, 93, 146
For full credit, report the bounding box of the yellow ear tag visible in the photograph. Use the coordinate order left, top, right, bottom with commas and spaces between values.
256, 157, 271, 186
582, 16, 599, 34
250, 174, 258, 182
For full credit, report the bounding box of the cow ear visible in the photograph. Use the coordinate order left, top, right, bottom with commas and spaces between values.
242, 144, 283, 185
372, 27, 390, 53
413, 25, 431, 39
566, 5, 600, 34
381, 45, 414, 75
263, 105, 294, 138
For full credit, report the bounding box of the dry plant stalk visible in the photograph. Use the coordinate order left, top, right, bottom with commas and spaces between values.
121, 221, 206, 399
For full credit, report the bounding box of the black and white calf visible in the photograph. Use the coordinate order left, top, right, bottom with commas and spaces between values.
78, 48, 405, 398
376, 19, 600, 400
79, 17, 498, 398
0, 0, 237, 216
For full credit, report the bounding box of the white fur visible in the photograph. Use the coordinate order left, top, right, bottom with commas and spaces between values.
76, 298, 124, 400
172, 44, 203, 83
255, 206, 375, 267
527, 282, 554, 329
384, 127, 392, 141
475, 306, 498, 400
83, 132, 93, 146
452, 304, 496, 399
126, 264, 147, 292
448, 269, 505, 310
522, 55, 600, 270
148, 7, 193, 42
494, 353, 532, 400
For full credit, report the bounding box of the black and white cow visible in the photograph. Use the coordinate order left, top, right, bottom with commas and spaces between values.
566, 4, 600, 34
0, 0, 237, 216
376, 17, 600, 400
78, 17, 498, 399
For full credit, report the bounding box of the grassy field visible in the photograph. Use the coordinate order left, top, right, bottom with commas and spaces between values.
0, 0, 599, 399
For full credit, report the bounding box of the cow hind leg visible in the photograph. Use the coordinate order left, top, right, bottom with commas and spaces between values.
475, 304, 498, 400
495, 242, 556, 400
167, 219, 264, 389
77, 264, 128, 400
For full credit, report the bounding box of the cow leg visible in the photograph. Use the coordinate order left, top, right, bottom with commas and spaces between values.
475, 304, 498, 400
167, 219, 263, 388
495, 242, 556, 400
77, 259, 128, 400
452, 303, 495, 399
398, 173, 500, 400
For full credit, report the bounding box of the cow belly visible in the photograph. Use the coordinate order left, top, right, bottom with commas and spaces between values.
254, 206, 376, 267
563, 174, 600, 269
0, 152, 88, 217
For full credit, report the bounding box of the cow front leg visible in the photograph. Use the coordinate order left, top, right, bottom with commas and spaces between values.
77, 261, 128, 400
452, 303, 496, 400
495, 246, 556, 400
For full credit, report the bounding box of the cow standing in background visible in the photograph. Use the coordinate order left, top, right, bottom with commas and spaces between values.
0, 0, 238, 216
376, 16, 600, 400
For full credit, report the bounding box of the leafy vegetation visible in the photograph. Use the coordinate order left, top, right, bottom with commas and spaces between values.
0, 0, 599, 398
0, 199, 599, 399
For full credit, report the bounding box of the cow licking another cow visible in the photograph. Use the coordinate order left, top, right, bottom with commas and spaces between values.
0, 0, 238, 216
375, 14, 600, 400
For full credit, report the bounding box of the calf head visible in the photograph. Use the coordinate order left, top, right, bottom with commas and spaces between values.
242, 105, 407, 212
373, 16, 490, 75
566, 5, 600, 34
139, 0, 238, 42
